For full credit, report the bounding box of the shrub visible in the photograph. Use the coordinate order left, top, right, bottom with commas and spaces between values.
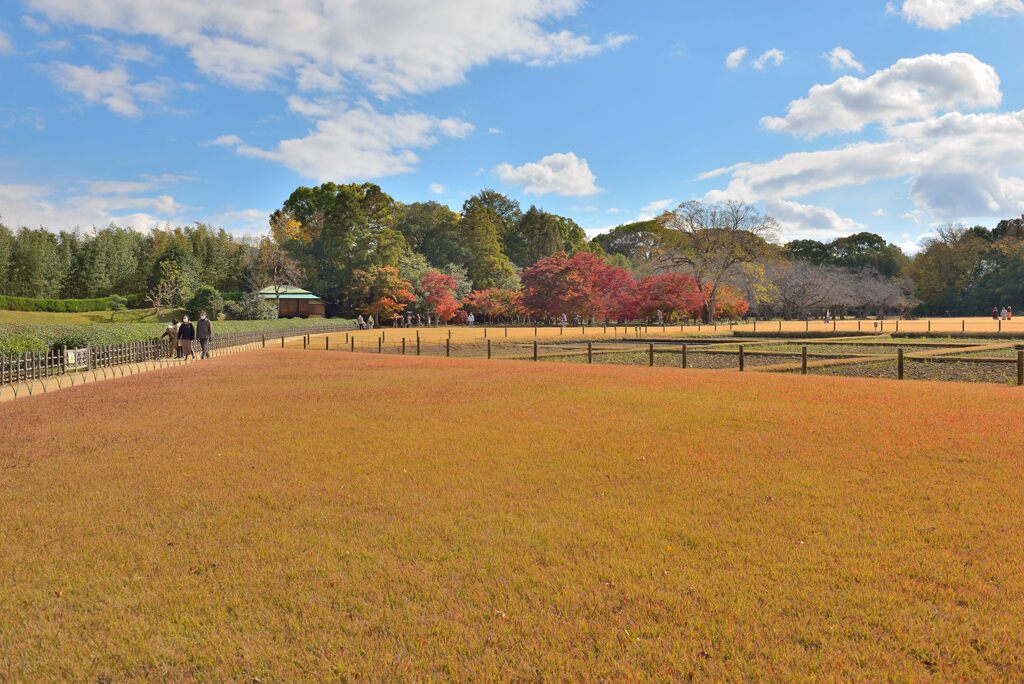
225, 293, 278, 320
187, 286, 225, 319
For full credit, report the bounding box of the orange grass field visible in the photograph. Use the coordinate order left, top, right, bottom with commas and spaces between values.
2, 350, 1023, 679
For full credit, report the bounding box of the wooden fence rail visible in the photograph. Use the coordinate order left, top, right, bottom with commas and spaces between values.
1, 323, 353, 387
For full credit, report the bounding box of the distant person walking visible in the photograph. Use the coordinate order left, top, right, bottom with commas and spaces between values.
1001, 307, 1008, 321
1009, 306, 1014, 320
993, 307, 1000, 320
161, 318, 179, 358
357, 315, 365, 330
177, 315, 196, 359
197, 311, 213, 359
467, 312, 475, 326
367, 315, 375, 330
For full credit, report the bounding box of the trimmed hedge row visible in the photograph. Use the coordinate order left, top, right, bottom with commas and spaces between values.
0, 317, 353, 354
0, 294, 152, 312
0, 295, 118, 313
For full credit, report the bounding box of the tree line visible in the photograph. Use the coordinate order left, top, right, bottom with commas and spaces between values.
3, 181, 1023, 321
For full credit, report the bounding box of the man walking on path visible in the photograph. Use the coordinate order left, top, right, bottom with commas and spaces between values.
177, 315, 196, 359
197, 311, 213, 359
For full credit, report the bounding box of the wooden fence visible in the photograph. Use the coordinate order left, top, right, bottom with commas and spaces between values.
1, 323, 353, 388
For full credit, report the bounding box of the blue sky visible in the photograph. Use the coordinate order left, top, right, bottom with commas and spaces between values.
1, 0, 1024, 252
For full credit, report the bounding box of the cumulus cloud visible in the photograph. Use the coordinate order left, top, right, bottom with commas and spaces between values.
493, 151, 601, 196
430, 182, 446, 195
27, 0, 632, 97
0, 175, 188, 230
897, 0, 1024, 29
764, 199, 864, 240
709, 109, 1024, 221
725, 47, 747, 69
753, 48, 784, 70
637, 198, 676, 220
219, 103, 473, 181
825, 46, 864, 72
0, 30, 14, 54
762, 53, 1001, 138
49, 62, 173, 117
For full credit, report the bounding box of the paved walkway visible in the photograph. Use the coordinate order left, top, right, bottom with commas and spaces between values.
0, 337, 279, 403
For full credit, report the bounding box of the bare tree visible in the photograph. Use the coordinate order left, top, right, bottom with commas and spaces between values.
659, 200, 777, 322
146, 280, 177, 317
246, 237, 303, 307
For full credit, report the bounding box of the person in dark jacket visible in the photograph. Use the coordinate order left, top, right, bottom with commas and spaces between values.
177, 315, 196, 359
196, 311, 213, 359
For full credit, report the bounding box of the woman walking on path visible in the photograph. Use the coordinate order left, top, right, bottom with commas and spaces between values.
161, 318, 179, 358
177, 315, 196, 359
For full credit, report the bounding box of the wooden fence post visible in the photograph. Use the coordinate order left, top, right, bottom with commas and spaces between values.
417, 337, 421, 356
487, 339, 492, 359
402, 338, 406, 355
446, 338, 450, 357
739, 345, 745, 371
648, 343, 654, 367
928, 320, 932, 333
379, 337, 383, 354
281, 336, 285, 349
681, 343, 687, 369
898, 348, 904, 380
326, 336, 330, 350
351, 337, 355, 352
587, 341, 593, 364
533, 340, 538, 361
1018, 349, 1023, 386
802, 346, 808, 375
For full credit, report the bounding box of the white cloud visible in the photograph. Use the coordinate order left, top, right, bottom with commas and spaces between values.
825, 46, 864, 72
487, 127, 503, 134
28, 0, 632, 97
898, 0, 1024, 29
872, 208, 887, 216
762, 53, 1001, 138
753, 48, 784, 70
222, 103, 473, 181
208, 208, 270, 234
207, 134, 243, 147
637, 198, 676, 220
725, 47, 747, 69
0, 175, 188, 231
709, 108, 1024, 222
895, 229, 936, 254
22, 15, 50, 34
606, 207, 621, 213
764, 199, 864, 241
49, 63, 173, 117
0, 30, 14, 55
87, 35, 160, 64
430, 182, 446, 195
493, 151, 601, 196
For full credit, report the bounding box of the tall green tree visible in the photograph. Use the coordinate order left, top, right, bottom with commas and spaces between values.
395, 202, 466, 268
460, 197, 517, 290
7, 228, 66, 297
271, 182, 405, 314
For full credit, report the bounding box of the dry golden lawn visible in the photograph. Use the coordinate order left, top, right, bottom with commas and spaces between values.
2, 350, 1023, 680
